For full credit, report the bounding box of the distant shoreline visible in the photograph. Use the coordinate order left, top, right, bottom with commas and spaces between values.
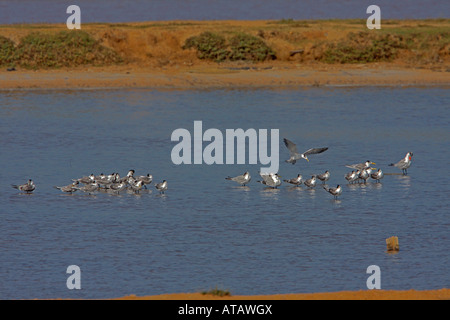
0, 19, 449, 89
113, 288, 450, 300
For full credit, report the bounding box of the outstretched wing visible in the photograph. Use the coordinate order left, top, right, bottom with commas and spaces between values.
303, 147, 328, 156
283, 138, 299, 155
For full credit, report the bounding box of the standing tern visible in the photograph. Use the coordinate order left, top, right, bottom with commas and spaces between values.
345, 160, 376, 171
137, 174, 153, 188
323, 185, 342, 200
155, 180, 168, 194
283, 174, 303, 187
304, 175, 317, 188
12, 179, 36, 193
389, 152, 413, 175
371, 168, 384, 183
257, 173, 282, 188
54, 181, 79, 193
226, 171, 251, 186
345, 171, 358, 184
74, 181, 100, 194
283, 138, 328, 164
317, 171, 330, 184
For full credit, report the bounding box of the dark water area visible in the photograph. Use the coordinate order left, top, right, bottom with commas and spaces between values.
0, 0, 449, 24
0, 86, 449, 299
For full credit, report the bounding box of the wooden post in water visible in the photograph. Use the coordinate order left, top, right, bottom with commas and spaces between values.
386, 236, 399, 252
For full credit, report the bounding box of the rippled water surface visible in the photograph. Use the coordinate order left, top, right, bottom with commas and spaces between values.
0, 87, 449, 299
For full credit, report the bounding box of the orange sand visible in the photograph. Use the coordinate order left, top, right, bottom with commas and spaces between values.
116, 288, 450, 300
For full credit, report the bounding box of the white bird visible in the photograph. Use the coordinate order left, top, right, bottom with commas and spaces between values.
155, 180, 168, 194
371, 168, 384, 183
257, 173, 282, 188
137, 174, 153, 188
119, 169, 135, 183
304, 175, 317, 188
283, 138, 328, 164
358, 168, 370, 184
225, 171, 251, 186
345, 171, 358, 184
129, 180, 144, 194
283, 174, 303, 187
323, 184, 342, 199
12, 179, 35, 193
317, 170, 330, 184
389, 152, 413, 175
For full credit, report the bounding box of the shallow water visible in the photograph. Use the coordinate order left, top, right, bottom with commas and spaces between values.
0, 0, 448, 24
0, 86, 449, 299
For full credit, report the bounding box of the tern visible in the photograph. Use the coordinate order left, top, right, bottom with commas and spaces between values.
304, 175, 317, 188
283, 174, 303, 187
74, 181, 100, 194
109, 182, 127, 194
226, 171, 251, 186
323, 184, 342, 200
257, 173, 282, 188
345, 171, 358, 184
317, 171, 330, 184
12, 179, 35, 193
346, 160, 376, 171
389, 152, 413, 175
119, 170, 135, 183
54, 181, 79, 193
137, 174, 153, 188
129, 180, 144, 194
371, 168, 384, 183
283, 138, 328, 164
155, 180, 168, 194
73, 173, 95, 185
358, 168, 370, 184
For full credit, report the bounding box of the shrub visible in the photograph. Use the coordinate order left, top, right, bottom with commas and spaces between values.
183, 32, 229, 62
14, 31, 123, 68
0, 36, 16, 65
228, 33, 276, 62
320, 32, 407, 63
183, 31, 276, 62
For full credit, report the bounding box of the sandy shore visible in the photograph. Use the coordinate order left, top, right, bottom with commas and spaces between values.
1, 19, 449, 89
115, 288, 450, 300
1, 64, 449, 90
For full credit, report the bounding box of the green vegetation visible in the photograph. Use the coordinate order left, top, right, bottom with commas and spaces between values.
0, 35, 15, 65
319, 30, 449, 63
201, 286, 231, 297
183, 31, 276, 62
183, 31, 229, 62
0, 31, 122, 69
320, 32, 406, 63
228, 33, 276, 61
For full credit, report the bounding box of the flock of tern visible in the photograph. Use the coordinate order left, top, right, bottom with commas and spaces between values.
11, 137, 413, 201
225, 138, 414, 200
12, 169, 168, 195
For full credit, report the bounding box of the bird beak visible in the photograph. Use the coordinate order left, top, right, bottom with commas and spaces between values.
371, 162, 376, 165
306, 158, 309, 162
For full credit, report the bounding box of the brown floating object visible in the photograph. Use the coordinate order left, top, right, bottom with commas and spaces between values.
386, 236, 399, 252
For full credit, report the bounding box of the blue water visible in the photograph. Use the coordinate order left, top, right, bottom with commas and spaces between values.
0, 86, 449, 299
0, 0, 448, 24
